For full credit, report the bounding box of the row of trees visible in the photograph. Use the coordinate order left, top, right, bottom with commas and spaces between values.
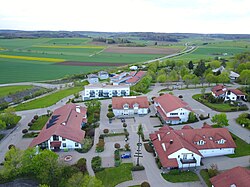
0, 108, 20, 130
0, 147, 103, 187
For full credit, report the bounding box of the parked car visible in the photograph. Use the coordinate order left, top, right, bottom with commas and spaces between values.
120, 153, 131, 159
121, 118, 125, 122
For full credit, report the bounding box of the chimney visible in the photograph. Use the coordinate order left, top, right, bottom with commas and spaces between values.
161, 143, 166, 152
170, 139, 173, 144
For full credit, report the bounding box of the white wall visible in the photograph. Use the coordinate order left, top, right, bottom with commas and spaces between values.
168, 148, 201, 168
166, 108, 190, 124
49, 136, 82, 150
225, 92, 237, 101
88, 78, 99, 84
113, 108, 148, 117
199, 148, 235, 157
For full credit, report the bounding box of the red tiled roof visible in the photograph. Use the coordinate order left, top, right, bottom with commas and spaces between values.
212, 85, 227, 96
210, 166, 250, 187
229, 89, 245, 96
154, 94, 192, 113
112, 96, 149, 109
202, 123, 212, 129
126, 71, 146, 84
150, 125, 236, 168
30, 104, 87, 147
182, 125, 193, 129
135, 71, 146, 78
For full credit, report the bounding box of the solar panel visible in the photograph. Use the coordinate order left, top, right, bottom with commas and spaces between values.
46, 115, 60, 129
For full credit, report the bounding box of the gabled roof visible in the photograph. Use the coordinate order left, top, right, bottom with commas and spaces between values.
88, 74, 98, 78
150, 125, 236, 168
126, 71, 146, 84
230, 71, 240, 78
211, 85, 227, 96
30, 104, 87, 147
228, 89, 245, 96
112, 96, 149, 109
210, 166, 250, 187
154, 94, 192, 113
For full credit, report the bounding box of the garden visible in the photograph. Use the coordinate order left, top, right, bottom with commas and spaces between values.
161, 169, 199, 183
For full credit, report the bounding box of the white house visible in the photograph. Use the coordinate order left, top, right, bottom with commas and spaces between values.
154, 94, 192, 124
112, 96, 149, 117
149, 124, 236, 169
98, 71, 109, 80
224, 89, 246, 101
110, 71, 136, 85
82, 83, 130, 100
229, 71, 240, 80
30, 104, 87, 150
87, 74, 99, 84
129, 65, 138, 70
211, 85, 246, 101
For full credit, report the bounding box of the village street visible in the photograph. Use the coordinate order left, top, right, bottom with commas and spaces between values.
0, 83, 249, 187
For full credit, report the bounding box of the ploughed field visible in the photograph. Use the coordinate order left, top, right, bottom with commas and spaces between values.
0, 38, 181, 83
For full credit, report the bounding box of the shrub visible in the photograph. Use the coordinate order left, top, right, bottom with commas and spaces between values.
75, 158, 87, 173
22, 129, 28, 134
114, 143, 121, 149
155, 157, 162, 169
131, 165, 145, 171
86, 128, 95, 137
141, 181, 150, 187
123, 123, 127, 129
96, 139, 105, 152
107, 112, 115, 119
108, 108, 113, 112
91, 156, 103, 173
33, 115, 39, 120
108, 104, 112, 108
144, 143, 154, 153
208, 164, 219, 178
8, 144, 15, 150
31, 119, 36, 123
28, 122, 33, 127
103, 129, 109, 134
125, 143, 130, 151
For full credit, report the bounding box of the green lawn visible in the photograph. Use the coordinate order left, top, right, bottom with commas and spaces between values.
0, 85, 33, 97
95, 163, 133, 187
15, 87, 82, 111
192, 94, 245, 112
227, 133, 250, 158
200, 169, 212, 187
29, 115, 50, 130
161, 170, 199, 183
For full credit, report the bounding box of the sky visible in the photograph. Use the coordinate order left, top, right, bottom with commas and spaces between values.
0, 0, 249, 34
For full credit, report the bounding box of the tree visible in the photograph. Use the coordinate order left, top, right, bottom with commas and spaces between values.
209, 60, 221, 69
218, 72, 230, 85
201, 87, 206, 97
82, 175, 103, 187
0, 119, 6, 130
211, 113, 229, 127
240, 70, 250, 85
194, 60, 206, 77
180, 66, 189, 79
188, 61, 194, 70
188, 112, 197, 123
137, 124, 144, 142
156, 74, 167, 83
183, 74, 195, 88
169, 70, 179, 81
123, 123, 127, 129
66, 172, 85, 187
193, 75, 200, 88
205, 73, 217, 86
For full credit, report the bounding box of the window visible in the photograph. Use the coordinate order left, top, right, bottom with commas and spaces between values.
217, 139, 226, 144
183, 154, 187, 159
63, 143, 66, 147
62, 138, 66, 141
197, 140, 205, 145
170, 113, 178, 115
75, 143, 79, 147
53, 135, 59, 141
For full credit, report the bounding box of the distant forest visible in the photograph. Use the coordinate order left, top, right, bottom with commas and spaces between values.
0, 30, 250, 41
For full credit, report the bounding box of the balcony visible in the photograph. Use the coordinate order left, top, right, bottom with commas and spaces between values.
180, 158, 196, 164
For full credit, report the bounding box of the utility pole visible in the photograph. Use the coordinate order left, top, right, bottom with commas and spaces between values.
134, 134, 143, 166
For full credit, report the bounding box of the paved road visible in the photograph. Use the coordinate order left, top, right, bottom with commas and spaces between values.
0, 82, 71, 89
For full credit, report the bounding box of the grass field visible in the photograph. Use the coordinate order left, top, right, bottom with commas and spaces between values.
227, 133, 250, 158
95, 163, 133, 187
161, 170, 199, 183
15, 86, 82, 111
29, 115, 50, 130
0, 85, 33, 97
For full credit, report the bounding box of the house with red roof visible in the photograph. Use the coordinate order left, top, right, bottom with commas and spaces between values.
211, 85, 246, 101
112, 96, 149, 117
30, 103, 87, 151
149, 124, 236, 169
126, 71, 146, 85
153, 93, 192, 124
210, 166, 250, 187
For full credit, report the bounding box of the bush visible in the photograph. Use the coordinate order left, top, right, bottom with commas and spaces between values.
141, 181, 150, 187
103, 129, 109, 134
91, 156, 103, 173
114, 143, 121, 149
28, 122, 33, 127
33, 115, 39, 120
22, 129, 28, 134
96, 139, 105, 152
115, 160, 121, 167
108, 108, 113, 112
125, 143, 130, 151
108, 104, 112, 108
123, 123, 127, 128
144, 143, 154, 153
8, 144, 15, 150
155, 157, 162, 169
131, 165, 145, 171
31, 119, 36, 123
75, 158, 87, 173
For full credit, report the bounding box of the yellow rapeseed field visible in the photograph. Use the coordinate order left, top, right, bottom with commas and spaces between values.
33, 45, 105, 49
0, 54, 64, 62
0, 47, 6, 50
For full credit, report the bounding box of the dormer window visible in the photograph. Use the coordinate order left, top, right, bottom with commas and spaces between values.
123, 103, 129, 109
197, 140, 205, 145
217, 139, 226, 144
133, 103, 139, 108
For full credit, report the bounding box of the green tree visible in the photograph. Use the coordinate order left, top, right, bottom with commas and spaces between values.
237, 63, 247, 73
240, 70, 250, 85
188, 61, 194, 70
183, 74, 194, 88
209, 60, 221, 69
106, 112, 115, 119
218, 72, 230, 85
201, 87, 206, 97
194, 60, 206, 77
211, 113, 229, 127
137, 124, 144, 142
188, 112, 197, 123
82, 175, 103, 187
169, 70, 179, 81
205, 73, 217, 86
157, 74, 167, 83
193, 75, 200, 88
180, 66, 189, 79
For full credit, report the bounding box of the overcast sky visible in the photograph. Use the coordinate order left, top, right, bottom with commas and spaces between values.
0, 0, 249, 34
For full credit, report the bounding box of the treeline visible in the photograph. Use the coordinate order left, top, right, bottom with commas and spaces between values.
92, 37, 131, 44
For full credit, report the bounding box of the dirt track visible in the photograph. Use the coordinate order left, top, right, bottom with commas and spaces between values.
55, 61, 128, 67
104, 46, 180, 54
